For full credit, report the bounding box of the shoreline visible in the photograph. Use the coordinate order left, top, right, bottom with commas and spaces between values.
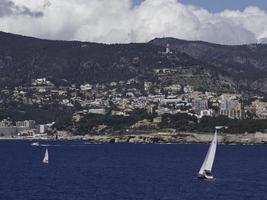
1, 132, 267, 145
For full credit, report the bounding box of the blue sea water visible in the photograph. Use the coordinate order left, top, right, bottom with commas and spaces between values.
0, 141, 267, 200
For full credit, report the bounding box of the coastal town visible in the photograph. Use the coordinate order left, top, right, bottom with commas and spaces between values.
1, 68, 267, 140
1, 45, 267, 141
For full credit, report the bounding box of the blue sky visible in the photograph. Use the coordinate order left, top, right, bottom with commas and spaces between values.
133, 0, 267, 12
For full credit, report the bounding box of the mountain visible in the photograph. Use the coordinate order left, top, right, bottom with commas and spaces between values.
0, 31, 267, 95
150, 37, 267, 94
0, 31, 198, 86
259, 38, 267, 44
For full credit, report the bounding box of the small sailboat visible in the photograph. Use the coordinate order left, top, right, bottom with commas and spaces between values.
42, 148, 49, 164
197, 129, 217, 179
31, 142, 40, 146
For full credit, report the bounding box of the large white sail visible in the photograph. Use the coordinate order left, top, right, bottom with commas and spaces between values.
43, 148, 49, 164
198, 130, 217, 176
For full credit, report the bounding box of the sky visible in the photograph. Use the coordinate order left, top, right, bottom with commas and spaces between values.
134, 0, 267, 12
1, 0, 267, 45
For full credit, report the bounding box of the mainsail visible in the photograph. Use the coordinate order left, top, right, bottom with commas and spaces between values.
198, 130, 217, 176
43, 148, 49, 164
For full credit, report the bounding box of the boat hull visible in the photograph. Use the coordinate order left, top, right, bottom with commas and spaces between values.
197, 173, 214, 180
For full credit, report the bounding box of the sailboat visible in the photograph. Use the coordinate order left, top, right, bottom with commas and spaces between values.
42, 148, 49, 164
31, 142, 40, 146
197, 129, 217, 179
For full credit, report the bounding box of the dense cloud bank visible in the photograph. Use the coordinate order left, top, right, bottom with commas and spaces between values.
0, 0, 43, 17
0, 0, 267, 44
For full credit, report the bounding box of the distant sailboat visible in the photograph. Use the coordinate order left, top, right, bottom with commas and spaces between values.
198, 129, 217, 179
42, 148, 49, 164
31, 142, 40, 146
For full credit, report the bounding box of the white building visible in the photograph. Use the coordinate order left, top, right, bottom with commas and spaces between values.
184, 85, 194, 93
88, 108, 107, 115
200, 109, 214, 118
80, 84, 93, 91
16, 120, 35, 128
0, 119, 12, 127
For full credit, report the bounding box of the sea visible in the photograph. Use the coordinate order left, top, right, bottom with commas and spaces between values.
0, 140, 267, 200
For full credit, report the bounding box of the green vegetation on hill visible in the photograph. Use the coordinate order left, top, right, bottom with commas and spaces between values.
0, 104, 73, 124
52, 111, 267, 135
160, 114, 267, 134
53, 108, 154, 135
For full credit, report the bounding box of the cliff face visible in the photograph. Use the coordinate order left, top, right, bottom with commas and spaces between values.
0, 31, 267, 95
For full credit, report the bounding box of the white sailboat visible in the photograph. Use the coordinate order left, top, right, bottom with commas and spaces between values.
31, 142, 40, 146
42, 148, 49, 164
197, 129, 217, 179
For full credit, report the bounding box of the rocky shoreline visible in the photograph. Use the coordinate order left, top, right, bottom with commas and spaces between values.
2, 131, 267, 145
80, 132, 267, 144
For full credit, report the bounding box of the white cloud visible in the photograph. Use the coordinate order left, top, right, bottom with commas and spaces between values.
0, 0, 267, 44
